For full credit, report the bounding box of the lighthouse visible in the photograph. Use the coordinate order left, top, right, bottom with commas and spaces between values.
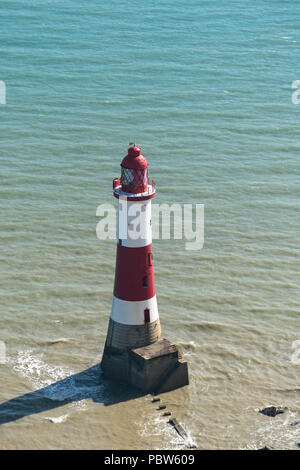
101, 145, 188, 394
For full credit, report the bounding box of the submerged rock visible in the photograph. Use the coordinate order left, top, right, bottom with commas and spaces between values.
157, 405, 166, 410
168, 418, 188, 439
259, 406, 286, 417
290, 420, 300, 427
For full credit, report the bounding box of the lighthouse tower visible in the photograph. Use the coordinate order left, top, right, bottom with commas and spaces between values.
101, 145, 188, 394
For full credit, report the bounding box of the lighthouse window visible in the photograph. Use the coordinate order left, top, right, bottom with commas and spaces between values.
148, 253, 153, 266
141, 204, 146, 212
121, 167, 134, 186
144, 308, 150, 324
142, 276, 148, 288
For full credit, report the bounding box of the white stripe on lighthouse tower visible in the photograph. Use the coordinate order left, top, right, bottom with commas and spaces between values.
110, 295, 159, 325
118, 197, 152, 248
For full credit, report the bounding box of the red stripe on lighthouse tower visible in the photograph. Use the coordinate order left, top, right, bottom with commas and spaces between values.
108, 145, 161, 342
114, 244, 155, 301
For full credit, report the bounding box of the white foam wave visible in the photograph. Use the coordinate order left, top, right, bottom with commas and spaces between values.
45, 414, 68, 424
250, 409, 300, 450
137, 413, 197, 450
7, 350, 100, 413
8, 350, 72, 390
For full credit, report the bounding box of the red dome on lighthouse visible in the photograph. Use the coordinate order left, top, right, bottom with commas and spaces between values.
121, 145, 148, 170
120, 145, 149, 193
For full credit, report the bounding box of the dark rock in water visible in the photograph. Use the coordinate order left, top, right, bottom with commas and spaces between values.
259, 406, 285, 417
157, 405, 166, 410
168, 418, 197, 449
152, 398, 160, 403
163, 412, 171, 417
257, 446, 273, 451
290, 420, 300, 427
168, 418, 188, 439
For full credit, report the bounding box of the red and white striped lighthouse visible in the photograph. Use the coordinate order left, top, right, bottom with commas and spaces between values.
101, 145, 188, 394
104, 144, 161, 350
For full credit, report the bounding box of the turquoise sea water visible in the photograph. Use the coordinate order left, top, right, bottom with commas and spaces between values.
0, 0, 299, 449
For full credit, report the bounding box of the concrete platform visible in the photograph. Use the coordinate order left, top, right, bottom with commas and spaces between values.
101, 338, 189, 394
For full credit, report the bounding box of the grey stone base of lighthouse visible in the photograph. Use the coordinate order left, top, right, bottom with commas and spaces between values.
101, 319, 189, 394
